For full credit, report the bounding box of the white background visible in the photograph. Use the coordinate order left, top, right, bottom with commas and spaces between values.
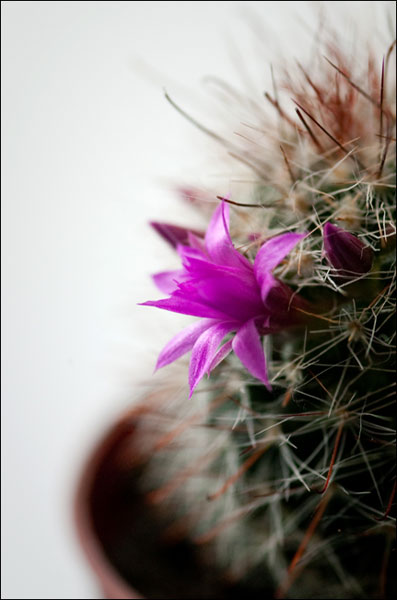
2, 2, 394, 598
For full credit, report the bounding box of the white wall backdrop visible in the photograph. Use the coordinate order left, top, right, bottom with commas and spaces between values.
2, 1, 394, 598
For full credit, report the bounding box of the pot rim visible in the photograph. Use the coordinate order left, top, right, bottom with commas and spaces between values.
74, 406, 148, 599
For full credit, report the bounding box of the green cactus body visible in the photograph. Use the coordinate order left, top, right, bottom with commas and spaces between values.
136, 22, 396, 600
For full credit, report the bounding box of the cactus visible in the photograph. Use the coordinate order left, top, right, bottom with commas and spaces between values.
135, 15, 396, 600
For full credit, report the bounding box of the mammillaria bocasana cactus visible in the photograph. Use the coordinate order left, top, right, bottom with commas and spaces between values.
132, 11, 395, 600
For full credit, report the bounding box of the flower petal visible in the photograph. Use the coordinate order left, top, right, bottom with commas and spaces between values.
176, 270, 263, 321
181, 254, 257, 292
150, 221, 204, 249
205, 201, 252, 270
152, 270, 186, 294
140, 297, 229, 319
254, 232, 305, 276
177, 243, 208, 265
155, 319, 216, 370
232, 320, 271, 390
189, 321, 236, 397
256, 270, 277, 303
206, 338, 233, 374
187, 231, 206, 253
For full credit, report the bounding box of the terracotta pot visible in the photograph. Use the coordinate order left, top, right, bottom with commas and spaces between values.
75, 408, 144, 599
74, 404, 229, 600
74, 404, 271, 600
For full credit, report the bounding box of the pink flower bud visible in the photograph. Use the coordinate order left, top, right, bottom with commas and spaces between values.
323, 222, 373, 279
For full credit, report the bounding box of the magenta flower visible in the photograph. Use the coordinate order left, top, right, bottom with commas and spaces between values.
141, 202, 306, 397
323, 222, 373, 280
